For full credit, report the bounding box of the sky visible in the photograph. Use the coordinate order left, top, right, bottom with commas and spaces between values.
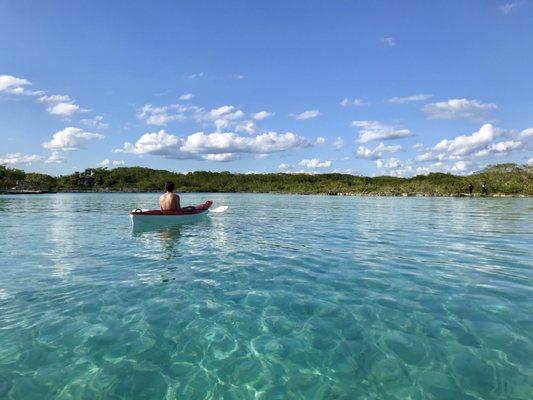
1, 0, 532, 177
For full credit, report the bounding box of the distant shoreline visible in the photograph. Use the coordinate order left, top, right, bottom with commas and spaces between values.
2, 163, 532, 196
1, 189, 530, 198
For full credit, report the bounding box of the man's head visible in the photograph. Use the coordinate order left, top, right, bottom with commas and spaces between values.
165, 181, 175, 192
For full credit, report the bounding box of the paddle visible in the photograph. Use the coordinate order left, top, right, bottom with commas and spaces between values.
209, 205, 228, 213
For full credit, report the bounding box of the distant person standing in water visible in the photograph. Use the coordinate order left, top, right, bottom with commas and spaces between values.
481, 182, 488, 196
468, 183, 473, 195
160, 181, 181, 211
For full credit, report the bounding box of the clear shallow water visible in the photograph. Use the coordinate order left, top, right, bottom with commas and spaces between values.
0, 193, 532, 400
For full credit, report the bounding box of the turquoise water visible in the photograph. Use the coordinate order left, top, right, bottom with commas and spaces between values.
0, 193, 532, 399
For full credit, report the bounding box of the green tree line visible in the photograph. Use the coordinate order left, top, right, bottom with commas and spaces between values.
1, 163, 532, 195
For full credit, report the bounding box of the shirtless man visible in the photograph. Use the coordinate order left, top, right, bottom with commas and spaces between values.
159, 181, 181, 211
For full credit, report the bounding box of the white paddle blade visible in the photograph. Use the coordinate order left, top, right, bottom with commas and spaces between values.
209, 205, 228, 213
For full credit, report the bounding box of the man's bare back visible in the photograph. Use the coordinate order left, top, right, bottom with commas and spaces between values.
160, 181, 181, 211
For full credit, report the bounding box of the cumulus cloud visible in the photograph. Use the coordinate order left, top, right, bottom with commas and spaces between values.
520, 127, 533, 139
340, 98, 365, 107
290, 109, 320, 120
80, 115, 109, 130
434, 123, 499, 157
422, 98, 497, 120
410, 123, 531, 175
0, 75, 31, 94
386, 94, 433, 104
137, 102, 256, 134
46, 151, 65, 164
0, 151, 66, 165
99, 159, 125, 166
278, 163, 291, 170
315, 137, 326, 145
202, 153, 237, 162
352, 120, 413, 143
299, 158, 332, 168
332, 137, 345, 150
39, 94, 81, 116
42, 127, 104, 151
137, 103, 195, 126
179, 93, 194, 100
375, 157, 412, 177
0, 152, 43, 165
356, 142, 402, 160
118, 129, 309, 161
252, 111, 273, 120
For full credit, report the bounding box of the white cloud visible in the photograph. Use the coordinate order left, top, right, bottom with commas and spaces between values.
181, 131, 307, 154
0, 75, 31, 94
340, 98, 365, 107
234, 74, 245, 80
46, 151, 64, 164
315, 137, 326, 145
118, 130, 183, 156
278, 163, 291, 170
422, 98, 497, 120
434, 123, 499, 157
499, 2, 520, 14
382, 37, 396, 46
42, 127, 104, 151
138, 102, 262, 134
99, 159, 125, 166
0, 152, 43, 165
527, 158, 533, 166
386, 94, 433, 104
520, 127, 533, 139
290, 109, 320, 120
188, 72, 204, 79
332, 137, 345, 150
451, 161, 468, 172
299, 158, 332, 168
356, 142, 402, 160
39, 94, 81, 116
118, 130, 309, 160
412, 142, 424, 150
411, 123, 530, 174
80, 115, 109, 130
252, 111, 273, 120
202, 153, 237, 162
235, 121, 255, 134
486, 140, 523, 154
352, 120, 413, 143
179, 93, 194, 100
137, 103, 194, 126
375, 157, 413, 177
0, 151, 65, 165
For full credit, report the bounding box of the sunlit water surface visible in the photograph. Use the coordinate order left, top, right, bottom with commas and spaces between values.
0, 193, 532, 399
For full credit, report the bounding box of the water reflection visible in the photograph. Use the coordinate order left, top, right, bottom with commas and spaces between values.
132, 225, 183, 260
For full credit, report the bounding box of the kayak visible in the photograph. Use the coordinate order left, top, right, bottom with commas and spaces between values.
130, 200, 213, 225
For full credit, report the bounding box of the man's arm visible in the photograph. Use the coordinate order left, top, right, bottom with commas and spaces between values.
174, 194, 181, 211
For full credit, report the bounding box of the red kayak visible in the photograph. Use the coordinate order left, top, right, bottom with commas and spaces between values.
130, 201, 212, 225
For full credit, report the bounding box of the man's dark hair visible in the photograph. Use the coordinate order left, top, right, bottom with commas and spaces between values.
165, 181, 175, 192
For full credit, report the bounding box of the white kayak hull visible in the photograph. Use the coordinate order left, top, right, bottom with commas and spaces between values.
130, 210, 209, 225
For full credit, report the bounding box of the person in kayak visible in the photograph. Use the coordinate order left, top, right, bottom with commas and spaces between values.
160, 181, 181, 211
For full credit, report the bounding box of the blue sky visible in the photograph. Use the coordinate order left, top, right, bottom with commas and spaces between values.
1, 0, 532, 176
